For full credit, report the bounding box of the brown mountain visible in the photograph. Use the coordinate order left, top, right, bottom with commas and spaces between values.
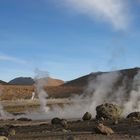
63, 67, 140, 88
1, 67, 140, 100
0, 80, 7, 85
8, 77, 64, 86
62, 67, 140, 95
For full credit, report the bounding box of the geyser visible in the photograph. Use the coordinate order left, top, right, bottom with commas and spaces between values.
34, 69, 50, 113
27, 69, 140, 120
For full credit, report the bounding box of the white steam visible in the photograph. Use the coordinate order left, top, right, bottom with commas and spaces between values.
88, 72, 120, 116
31, 92, 35, 100
123, 71, 140, 114
87, 70, 140, 117
34, 69, 50, 113
26, 69, 140, 120
58, 0, 130, 30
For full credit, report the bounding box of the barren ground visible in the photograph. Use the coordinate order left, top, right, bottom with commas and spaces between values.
0, 99, 140, 140
2, 119, 140, 140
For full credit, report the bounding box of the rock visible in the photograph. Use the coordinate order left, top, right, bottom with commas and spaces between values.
17, 117, 32, 121
96, 103, 122, 120
0, 136, 8, 140
67, 136, 75, 140
0, 125, 16, 137
8, 128, 16, 136
82, 112, 92, 121
94, 123, 114, 135
127, 112, 140, 120
61, 119, 68, 128
51, 118, 62, 125
113, 120, 118, 125
51, 118, 68, 128
53, 128, 70, 133
0, 128, 9, 137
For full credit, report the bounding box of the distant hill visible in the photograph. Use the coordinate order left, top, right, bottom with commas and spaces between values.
47, 78, 64, 86
62, 72, 102, 87
9, 77, 34, 85
1, 67, 140, 100
0, 80, 7, 85
62, 67, 140, 90
8, 77, 64, 86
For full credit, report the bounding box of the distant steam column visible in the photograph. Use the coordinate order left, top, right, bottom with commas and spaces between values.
31, 92, 35, 100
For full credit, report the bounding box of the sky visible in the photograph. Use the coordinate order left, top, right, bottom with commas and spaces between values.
0, 0, 140, 82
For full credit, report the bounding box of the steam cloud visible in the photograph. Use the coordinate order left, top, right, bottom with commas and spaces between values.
34, 69, 50, 113
26, 69, 140, 120
58, 0, 130, 30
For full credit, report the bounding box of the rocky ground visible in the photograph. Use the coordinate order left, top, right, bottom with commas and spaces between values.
0, 118, 139, 140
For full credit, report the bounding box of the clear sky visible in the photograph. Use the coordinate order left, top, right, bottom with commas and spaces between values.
0, 0, 140, 82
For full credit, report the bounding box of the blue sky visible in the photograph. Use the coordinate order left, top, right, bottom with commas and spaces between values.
0, 0, 140, 82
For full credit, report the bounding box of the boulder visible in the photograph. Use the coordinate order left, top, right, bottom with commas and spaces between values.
17, 117, 32, 121
61, 119, 68, 128
67, 136, 75, 140
51, 118, 68, 128
8, 128, 16, 136
51, 118, 62, 125
0, 125, 15, 137
127, 112, 140, 120
0, 136, 8, 140
96, 103, 122, 120
94, 123, 114, 135
0, 128, 9, 137
82, 112, 92, 121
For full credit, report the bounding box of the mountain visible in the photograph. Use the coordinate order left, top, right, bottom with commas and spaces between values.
63, 72, 102, 87
8, 77, 64, 86
62, 67, 140, 90
9, 77, 34, 85
1, 67, 140, 100
0, 80, 8, 85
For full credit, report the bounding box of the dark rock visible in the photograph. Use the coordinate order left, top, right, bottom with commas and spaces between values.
94, 123, 114, 135
113, 120, 118, 125
0, 128, 9, 137
51, 118, 68, 128
82, 112, 92, 121
61, 119, 68, 128
51, 117, 62, 125
96, 103, 122, 120
67, 136, 75, 140
17, 117, 32, 121
127, 112, 140, 120
2, 125, 16, 136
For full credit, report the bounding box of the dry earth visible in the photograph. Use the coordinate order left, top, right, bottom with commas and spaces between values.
1, 119, 140, 140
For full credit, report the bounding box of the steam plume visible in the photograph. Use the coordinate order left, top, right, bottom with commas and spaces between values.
34, 69, 50, 113
58, 0, 130, 30
27, 69, 140, 120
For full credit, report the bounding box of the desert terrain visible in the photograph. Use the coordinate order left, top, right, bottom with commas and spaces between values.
0, 68, 140, 139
